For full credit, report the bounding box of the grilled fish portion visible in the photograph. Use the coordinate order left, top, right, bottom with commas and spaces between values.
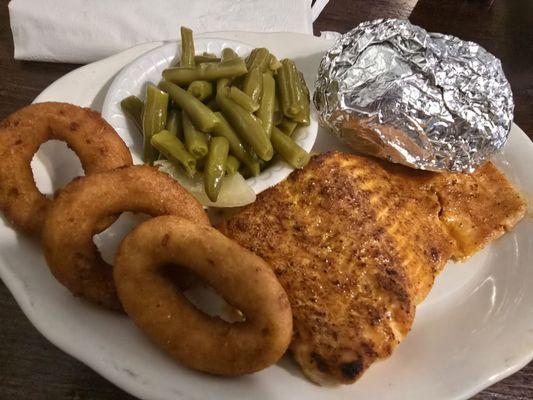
425, 162, 526, 260
221, 152, 526, 385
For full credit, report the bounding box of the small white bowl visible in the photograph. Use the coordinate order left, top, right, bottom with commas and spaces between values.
101, 38, 318, 195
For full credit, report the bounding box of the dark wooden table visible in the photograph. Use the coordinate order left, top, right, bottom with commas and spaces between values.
1, 0, 532, 399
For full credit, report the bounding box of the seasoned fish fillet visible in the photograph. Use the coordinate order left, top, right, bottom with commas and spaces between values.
221, 152, 526, 385
426, 162, 526, 260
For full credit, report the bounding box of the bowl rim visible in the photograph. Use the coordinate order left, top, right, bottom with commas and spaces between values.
101, 37, 318, 197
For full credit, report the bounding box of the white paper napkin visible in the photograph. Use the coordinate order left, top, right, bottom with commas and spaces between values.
9, 0, 328, 64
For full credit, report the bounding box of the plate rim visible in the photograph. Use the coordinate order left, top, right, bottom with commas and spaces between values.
3, 33, 533, 400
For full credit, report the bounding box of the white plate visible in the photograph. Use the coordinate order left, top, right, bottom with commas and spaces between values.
101, 38, 318, 195
2, 32, 533, 400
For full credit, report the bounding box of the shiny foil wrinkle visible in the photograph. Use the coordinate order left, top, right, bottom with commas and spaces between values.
313, 19, 514, 172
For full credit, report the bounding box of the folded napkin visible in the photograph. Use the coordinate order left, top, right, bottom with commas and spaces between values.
9, 0, 327, 64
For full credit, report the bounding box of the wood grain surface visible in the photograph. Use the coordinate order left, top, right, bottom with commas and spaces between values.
0, 0, 531, 399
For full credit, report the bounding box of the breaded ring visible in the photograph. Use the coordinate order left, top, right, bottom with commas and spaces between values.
114, 215, 293, 375
42, 165, 209, 311
0, 102, 133, 235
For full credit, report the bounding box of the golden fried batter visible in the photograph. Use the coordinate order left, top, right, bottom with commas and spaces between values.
114, 216, 293, 375
221, 151, 526, 385
0, 102, 132, 235
42, 165, 209, 311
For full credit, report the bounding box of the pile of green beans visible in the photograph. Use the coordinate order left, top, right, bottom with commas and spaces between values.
121, 26, 312, 202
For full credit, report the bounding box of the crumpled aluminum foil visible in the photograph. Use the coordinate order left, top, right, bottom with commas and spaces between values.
313, 19, 514, 172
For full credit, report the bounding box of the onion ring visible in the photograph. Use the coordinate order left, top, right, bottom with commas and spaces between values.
42, 165, 209, 311
0, 102, 133, 235
114, 215, 293, 375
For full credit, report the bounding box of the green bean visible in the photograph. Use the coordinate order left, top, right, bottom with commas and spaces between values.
277, 118, 298, 137
268, 53, 282, 71
180, 27, 195, 67
218, 49, 240, 88
271, 126, 310, 169
225, 155, 240, 175
187, 80, 213, 101
216, 78, 229, 93
291, 71, 310, 125
162, 58, 247, 86
151, 130, 196, 177
256, 72, 275, 137
216, 89, 273, 161
212, 111, 260, 175
245, 147, 261, 177
276, 58, 304, 118
194, 54, 220, 64
142, 85, 169, 164
242, 67, 263, 104
239, 48, 269, 95
166, 108, 183, 139
182, 110, 208, 159
228, 86, 259, 112
120, 95, 144, 131
221, 48, 239, 62
204, 137, 229, 202
273, 95, 283, 125
246, 48, 270, 72
158, 81, 218, 132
